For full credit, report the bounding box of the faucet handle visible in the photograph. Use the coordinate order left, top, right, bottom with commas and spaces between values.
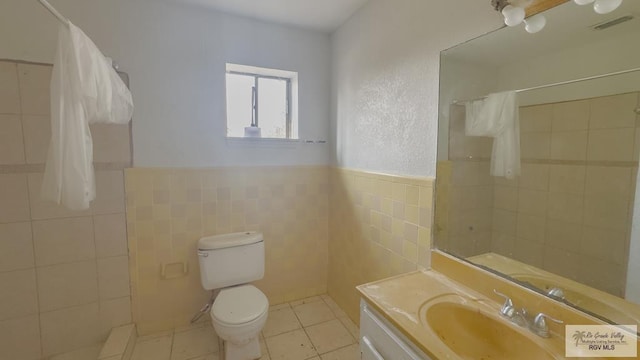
532, 313, 563, 338
493, 289, 516, 317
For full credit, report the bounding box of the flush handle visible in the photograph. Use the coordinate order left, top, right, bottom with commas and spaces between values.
197, 250, 209, 257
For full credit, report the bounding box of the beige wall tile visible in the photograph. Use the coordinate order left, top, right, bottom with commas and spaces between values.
587, 128, 635, 162
0, 62, 20, 114
492, 209, 517, 236
91, 124, 132, 163
590, 92, 637, 129
32, 217, 95, 266
545, 219, 581, 252
550, 131, 588, 161
22, 115, 51, 164
547, 192, 583, 224
94, 171, 125, 214
552, 100, 589, 131
37, 261, 99, 312
520, 104, 552, 133
513, 239, 543, 268
580, 227, 626, 265
519, 164, 549, 191
516, 213, 545, 243
40, 303, 102, 357
583, 192, 629, 231
520, 132, 550, 159
548, 165, 585, 195
0, 269, 38, 321
517, 189, 547, 216
98, 256, 131, 300
0, 174, 31, 223
0, 222, 34, 272
0, 114, 25, 164
0, 314, 41, 360
27, 173, 91, 220
17, 64, 51, 115
94, 214, 128, 258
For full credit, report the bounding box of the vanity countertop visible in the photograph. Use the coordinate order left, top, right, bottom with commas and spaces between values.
357, 269, 572, 360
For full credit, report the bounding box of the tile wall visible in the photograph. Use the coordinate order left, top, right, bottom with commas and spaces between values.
440, 92, 640, 297
124, 166, 329, 335
328, 168, 434, 321
437, 104, 495, 258
492, 92, 639, 296
0, 60, 132, 360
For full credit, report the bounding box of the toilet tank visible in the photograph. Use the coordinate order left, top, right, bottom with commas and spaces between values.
197, 232, 265, 290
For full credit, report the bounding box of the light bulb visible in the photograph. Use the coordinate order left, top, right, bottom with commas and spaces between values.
594, 0, 623, 14
573, 0, 595, 5
524, 14, 547, 33
502, 5, 526, 27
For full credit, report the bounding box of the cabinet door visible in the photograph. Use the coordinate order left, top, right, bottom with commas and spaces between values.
360, 301, 431, 360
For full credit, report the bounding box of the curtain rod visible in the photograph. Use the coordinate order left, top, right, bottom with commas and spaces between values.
37, 0, 70, 27
452, 66, 640, 105
36, 0, 123, 71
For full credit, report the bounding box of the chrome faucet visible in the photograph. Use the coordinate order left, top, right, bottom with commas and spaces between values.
493, 290, 563, 338
547, 287, 566, 300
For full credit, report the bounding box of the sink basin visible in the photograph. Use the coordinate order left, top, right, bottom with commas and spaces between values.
512, 274, 640, 326
424, 302, 557, 360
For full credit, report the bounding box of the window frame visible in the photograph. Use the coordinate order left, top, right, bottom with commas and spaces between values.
225, 63, 299, 140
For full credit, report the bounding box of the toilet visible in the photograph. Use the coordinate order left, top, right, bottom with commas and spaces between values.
197, 232, 269, 360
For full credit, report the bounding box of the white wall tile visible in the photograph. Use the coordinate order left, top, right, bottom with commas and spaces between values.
0, 174, 31, 223
17, 64, 51, 115
0, 222, 34, 272
37, 261, 99, 312
22, 115, 51, 164
94, 171, 125, 215
40, 303, 102, 358
0, 269, 38, 321
0, 314, 41, 360
0, 61, 20, 114
94, 214, 128, 258
99, 297, 132, 335
32, 217, 95, 266
0, 114, 25, 164
98, 256, 131, 300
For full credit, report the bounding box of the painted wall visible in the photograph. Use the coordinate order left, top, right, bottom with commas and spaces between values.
1, 0, 331, 167
330, 0, 499, 177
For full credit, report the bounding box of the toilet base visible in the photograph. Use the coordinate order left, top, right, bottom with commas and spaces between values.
223, 337, 261, 360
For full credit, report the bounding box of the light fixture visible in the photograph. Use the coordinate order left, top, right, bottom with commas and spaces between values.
502, 4, 526, 26
524, 14, 547, 33
574, 0, 623, 14
594, 0, 623, 14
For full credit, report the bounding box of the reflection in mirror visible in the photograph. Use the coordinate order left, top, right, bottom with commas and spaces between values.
436, 0, 640, 328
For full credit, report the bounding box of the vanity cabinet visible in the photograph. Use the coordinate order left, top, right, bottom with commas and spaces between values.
359, 300, 432, 360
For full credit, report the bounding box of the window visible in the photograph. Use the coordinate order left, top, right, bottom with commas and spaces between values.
225, 63, 298, 139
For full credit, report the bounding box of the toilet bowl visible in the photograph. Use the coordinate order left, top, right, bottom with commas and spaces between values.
211, 284, 269, 360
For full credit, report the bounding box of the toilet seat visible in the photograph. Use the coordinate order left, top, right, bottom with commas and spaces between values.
212, 285, 268, 326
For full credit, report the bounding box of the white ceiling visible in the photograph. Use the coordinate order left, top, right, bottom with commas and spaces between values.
172, 0, 370, 32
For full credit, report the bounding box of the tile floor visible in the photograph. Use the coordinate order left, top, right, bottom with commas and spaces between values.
131, 294, 360, 360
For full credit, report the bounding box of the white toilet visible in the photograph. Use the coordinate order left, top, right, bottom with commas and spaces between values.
197, 232, 269, 360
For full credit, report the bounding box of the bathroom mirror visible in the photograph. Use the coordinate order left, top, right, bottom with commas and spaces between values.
435, 0, 640, 329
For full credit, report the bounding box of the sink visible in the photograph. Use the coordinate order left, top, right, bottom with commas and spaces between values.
424, 302, 557, 360
512, 274, 640, 326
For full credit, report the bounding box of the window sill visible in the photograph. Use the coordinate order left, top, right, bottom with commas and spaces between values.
225, 137, 302, 148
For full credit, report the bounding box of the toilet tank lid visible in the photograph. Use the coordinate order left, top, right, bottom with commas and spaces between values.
198, 231, 263, 250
